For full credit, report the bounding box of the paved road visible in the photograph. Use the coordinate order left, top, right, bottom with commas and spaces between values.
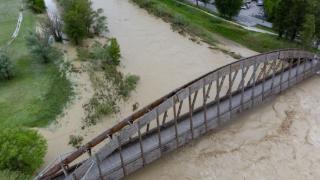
186, 0, 273, 28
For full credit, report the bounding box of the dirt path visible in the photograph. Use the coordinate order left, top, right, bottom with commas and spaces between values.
38, 0, 255, 169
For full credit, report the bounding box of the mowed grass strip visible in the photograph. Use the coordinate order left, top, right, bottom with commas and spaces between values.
0, 1, 72, 127
132, 0, 302, 52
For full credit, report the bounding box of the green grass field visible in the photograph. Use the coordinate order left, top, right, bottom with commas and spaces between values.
0, 0, 20, 45
0, 0, 72, 127
133, 0, 303, 53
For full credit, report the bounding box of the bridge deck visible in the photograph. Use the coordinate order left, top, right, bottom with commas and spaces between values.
37, 49, 319, 180
77, 61, 314, 180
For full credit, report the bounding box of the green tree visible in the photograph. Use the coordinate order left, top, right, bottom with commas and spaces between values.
0, 127, 47, 174
27, 0, 46, 13
301, 14, 315, 48
107, 38, 121, 66
215, 0, 243, 19
0, 51, 14, 81
63, 0, 89, 44
274, 0, 309, 40
264, 0, 280, 21
26, 31, 62, 63
63, 0, 108, 44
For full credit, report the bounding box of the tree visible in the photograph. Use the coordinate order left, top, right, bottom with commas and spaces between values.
63, 0, 88, 44
107, 38, 121, 66
40, 15, 63, 42
0, 127, 47, 174
26, 31, 62, 63
273, 0, 309, 40
301, 14, 315, 48
264, 0, 280, 21
0, 51, 14, 81
27, 0, 46, 13
63, 0, 107, 44
215, 0, 243, 19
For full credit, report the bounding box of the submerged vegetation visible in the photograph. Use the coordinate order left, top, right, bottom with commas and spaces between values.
79, 39, 139, 127
132, 0, 302, 53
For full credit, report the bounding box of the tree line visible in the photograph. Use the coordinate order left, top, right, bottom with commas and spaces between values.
267, 0, 320, 48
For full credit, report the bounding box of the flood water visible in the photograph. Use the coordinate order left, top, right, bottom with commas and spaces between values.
44, 0, 59, 17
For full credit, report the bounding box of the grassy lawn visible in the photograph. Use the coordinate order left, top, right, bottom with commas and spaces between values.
0, 0, 21, 45
0, 1, 72, 127
132, 0, 303, 53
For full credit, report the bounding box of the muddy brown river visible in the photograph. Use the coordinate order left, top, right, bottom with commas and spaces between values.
39, 0, 320, 179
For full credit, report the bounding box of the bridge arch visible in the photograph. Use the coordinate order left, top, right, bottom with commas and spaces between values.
37, 49, 320, 180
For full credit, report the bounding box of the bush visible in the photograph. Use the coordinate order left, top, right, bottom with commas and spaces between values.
0, 127, 47, 174
26, 31, 63, 64
62, 0, 108, 44
215, 0, 243, 19
107, 38, 121, 66
0, 51, 14, 81
0, 170, 32, 180
90, 39, 121, 66
27, 0, 46, 13
68, 135, 84, 148
119, 75, 140, 98
171, 14, 189, 31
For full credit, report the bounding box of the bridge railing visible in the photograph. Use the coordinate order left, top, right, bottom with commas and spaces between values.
37, 49, 319, 180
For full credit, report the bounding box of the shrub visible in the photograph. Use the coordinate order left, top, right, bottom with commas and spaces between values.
107, 38, 121, 66
68, 135, 84, 148
171, 14, 189, 31
90, 41, 109, 62
0, 170, 32, 180
215, 0, 243, 19
119, 75, 140, 98
26, 31, 63, 64
0, 127, 47, 174
62, 0, 108, 44
92, 8, 108, 36
27, 0, 46, 13
0, 51, 14, 81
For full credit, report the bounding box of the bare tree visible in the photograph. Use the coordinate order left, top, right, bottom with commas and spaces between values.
40, 14, 63, 42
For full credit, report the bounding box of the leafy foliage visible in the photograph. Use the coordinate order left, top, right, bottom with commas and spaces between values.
301, 14, 316, 47
264, 0, 280, 21
107, 38, 121, 66
0, 170, 32, 180
80, 39, 139, 127
26, 31, 62, 63
272, 0, 320, 48
27, 0, 46, 13
215, 0, 243, 19
0, 127, 47, 174
68, 135, 84, 148
0, 51, 14, 81
62, 0, 108, 44
92, 8, 108, 36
